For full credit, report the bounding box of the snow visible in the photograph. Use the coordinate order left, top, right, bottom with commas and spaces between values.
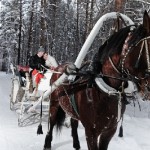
0, 71, 150, 150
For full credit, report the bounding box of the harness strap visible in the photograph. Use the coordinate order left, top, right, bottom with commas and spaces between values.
41, 65, 62, 74
145, 39, 150, 72
60, 85, 87, 118
135, 40, 145, 68
109, 57, 121, 74
58, 84, 87, 98
117, 92, 122, 122
134, 36, 150, 71
135, 36, 150, 46
70, 94, 79, 116
122, 35, 150, 73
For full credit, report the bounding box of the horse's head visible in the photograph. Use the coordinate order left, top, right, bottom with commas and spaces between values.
122, 11, 150, 99
50, 63, 77, 84
50, 64, 67, 84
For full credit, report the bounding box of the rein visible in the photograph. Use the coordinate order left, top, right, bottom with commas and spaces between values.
109, 57, 121, 74
71, 71, 139, 83
132, 36, 150, 76
41, 65, 62, 74
145, 38, 150, 72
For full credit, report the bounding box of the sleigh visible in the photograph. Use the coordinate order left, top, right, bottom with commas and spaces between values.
10, 63, 52, 126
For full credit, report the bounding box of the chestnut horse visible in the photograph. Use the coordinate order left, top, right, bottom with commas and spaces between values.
44, 11, 150, 150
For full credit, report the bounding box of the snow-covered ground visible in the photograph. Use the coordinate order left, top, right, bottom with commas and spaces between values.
0, 71, 150, 150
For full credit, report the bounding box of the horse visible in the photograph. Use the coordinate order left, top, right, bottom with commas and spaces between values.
43, 11, 150, 150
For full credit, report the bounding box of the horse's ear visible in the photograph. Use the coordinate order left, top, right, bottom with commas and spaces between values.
143, 10, 150, 34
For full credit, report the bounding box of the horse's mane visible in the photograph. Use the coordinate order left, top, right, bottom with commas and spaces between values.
91, 24, 148, 74
100, 24, 148, 63
98, 26, 133, 63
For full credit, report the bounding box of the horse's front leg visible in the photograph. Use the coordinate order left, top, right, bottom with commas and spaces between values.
71, 118, 80, 150
98, 127, 117, 150
85, 128, 98, 150
43, 107, 58, 150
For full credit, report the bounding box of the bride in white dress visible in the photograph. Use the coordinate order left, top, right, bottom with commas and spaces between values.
43, 53, 58, 69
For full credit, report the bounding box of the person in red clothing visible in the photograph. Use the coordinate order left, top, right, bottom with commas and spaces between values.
28, 47, 46, 93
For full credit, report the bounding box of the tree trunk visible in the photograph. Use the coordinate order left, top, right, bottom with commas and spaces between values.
40, 0, 47, 47
89, 0, 95, 32
48, 0, 57, 55
76, 0, 80, 52
115, 0, 126, 12
84, 0, 90, 41
18, 0, 22, 65
27, 0, 35, 64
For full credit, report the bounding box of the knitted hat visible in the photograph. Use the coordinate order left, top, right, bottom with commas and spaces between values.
38, 46, 45, 52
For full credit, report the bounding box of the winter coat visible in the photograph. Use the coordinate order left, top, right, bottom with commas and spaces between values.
29, 54, 45, 71
45, 55, 58, 68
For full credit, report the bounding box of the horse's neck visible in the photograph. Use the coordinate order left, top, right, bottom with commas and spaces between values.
101, 55, 123, 90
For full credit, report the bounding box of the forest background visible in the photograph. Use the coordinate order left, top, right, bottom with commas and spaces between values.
0, 0, 150, 71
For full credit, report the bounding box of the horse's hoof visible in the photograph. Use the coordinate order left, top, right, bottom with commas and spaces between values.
74, 144, 80, 150
43, 148, 51, 150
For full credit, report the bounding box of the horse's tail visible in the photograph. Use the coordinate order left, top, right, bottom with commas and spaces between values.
55, 106, 66, 132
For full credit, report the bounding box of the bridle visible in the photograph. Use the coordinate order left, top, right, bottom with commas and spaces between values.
119, 29, 150, 96
121, 33, 150, 78
102, 26, 150, 96
121, 34, 150, 74
137, 36, 150, 72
